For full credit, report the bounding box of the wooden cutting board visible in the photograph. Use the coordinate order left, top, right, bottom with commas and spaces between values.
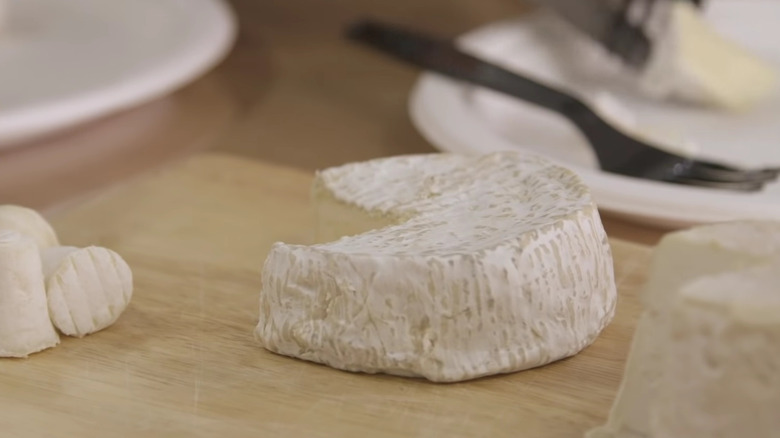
0, 153, 652, 437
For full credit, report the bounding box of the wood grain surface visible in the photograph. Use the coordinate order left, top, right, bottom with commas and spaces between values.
0, 154, 652, 437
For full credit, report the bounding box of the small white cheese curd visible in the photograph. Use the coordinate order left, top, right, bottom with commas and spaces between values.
42, 246, 133, 338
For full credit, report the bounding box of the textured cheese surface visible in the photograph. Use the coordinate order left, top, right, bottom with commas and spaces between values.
587, 220, 780, 438
652, 264, 780, 438
256, 152, 617, 382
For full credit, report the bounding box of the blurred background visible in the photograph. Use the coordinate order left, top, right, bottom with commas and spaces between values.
0, 0, 527, 207
1, 0, 777, 244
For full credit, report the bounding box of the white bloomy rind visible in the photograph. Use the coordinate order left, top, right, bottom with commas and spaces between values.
587, 220, 780, 438
256, 152, 616, 382
42, 246, 133, 338
0, 230, 60, 357
0, 205, 60, 249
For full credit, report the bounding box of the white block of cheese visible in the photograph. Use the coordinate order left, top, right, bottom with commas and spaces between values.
652, 262, 780, 437
255, 152, 617, 382
587, 220, 780, 438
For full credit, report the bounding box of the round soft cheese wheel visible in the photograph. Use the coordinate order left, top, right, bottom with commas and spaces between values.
256, 152, 616, 382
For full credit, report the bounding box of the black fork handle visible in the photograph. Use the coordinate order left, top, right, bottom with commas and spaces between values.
346, 19, 642, 169
347, 20, 583, 115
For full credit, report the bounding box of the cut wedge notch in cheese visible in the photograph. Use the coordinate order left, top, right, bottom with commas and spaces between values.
256, 152, 617, 382
587, 220, 780, 438
0, 230, 59, 357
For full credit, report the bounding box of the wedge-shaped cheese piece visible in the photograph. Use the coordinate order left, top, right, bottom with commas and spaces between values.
0, 205, 60, 249
651, 263, 780, 438
42, 246, 133, 337
256, 152, 616, 382
587, 220, 780, 438
0, 230, 59, 357
641, 2, 777, 111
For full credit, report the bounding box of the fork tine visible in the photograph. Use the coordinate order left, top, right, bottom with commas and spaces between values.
608, 145, 777, 187
618, 150, 775, 192
687, 162, 780, 183
670, 177, 767, 192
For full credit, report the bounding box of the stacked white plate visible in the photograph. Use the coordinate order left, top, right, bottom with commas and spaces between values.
0, 0, 236, 148
409, 0, 780, 228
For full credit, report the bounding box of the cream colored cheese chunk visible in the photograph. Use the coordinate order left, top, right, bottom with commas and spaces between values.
641, 2, 777, 111
256, 152, 616, 382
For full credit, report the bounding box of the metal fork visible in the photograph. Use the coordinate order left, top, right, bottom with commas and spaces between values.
346, 19, 778, 192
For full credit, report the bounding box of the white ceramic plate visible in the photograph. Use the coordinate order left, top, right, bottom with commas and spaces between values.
0, 0, 236, 148
409, 0, 780, 228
